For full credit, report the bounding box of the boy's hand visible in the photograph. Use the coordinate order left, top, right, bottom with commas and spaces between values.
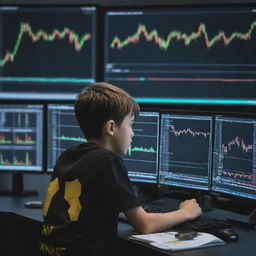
179, 199, 202, 221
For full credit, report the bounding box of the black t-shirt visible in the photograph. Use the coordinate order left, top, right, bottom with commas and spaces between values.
39, 143, 140, 256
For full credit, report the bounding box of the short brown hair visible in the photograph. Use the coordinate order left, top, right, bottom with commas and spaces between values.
74, 82, 140, 139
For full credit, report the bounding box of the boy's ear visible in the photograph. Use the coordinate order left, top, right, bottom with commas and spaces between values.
104, 120, 116, 136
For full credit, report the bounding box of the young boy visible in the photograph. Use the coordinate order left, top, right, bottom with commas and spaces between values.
39, 82, 202, 256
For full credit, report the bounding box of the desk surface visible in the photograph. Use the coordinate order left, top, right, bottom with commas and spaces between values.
1, 196, 256, 256
117, 222, 256, 256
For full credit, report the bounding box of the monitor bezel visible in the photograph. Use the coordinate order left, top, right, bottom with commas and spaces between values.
0, 103, 45, 174
211, 112, 256, 202
0, 5, 99, 101
158, 109, 214, 192
102, 3, 256, 106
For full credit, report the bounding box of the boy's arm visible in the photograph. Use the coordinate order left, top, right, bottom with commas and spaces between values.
123, 199, 202, 234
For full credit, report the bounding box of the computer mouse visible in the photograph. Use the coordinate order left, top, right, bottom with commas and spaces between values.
24, 200, 43, 209
212, 228, 239, 241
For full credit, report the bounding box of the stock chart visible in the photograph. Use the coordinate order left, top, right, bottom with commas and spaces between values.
47, 105, 86, 172
104, 7, 256, 101
0, 105, 43, 171
213, 116, 256, 200
122, 112, 159, 183
159, 114, 212, 190
0, 6, 96, 99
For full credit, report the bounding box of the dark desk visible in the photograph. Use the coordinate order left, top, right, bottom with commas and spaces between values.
1, 196, 256, 256
117, 222, 256, 256
0, 195, 43, 221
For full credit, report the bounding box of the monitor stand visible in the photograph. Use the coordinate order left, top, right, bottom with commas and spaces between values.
0, 173, 38, 197
132, 183, 159, 203
211, 196, 256, 225
158, 187, 212, 212
211, 208, 256, 225
196, 191, 212, 212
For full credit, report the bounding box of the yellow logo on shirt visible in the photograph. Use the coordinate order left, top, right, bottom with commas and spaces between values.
43, 178, 82, 221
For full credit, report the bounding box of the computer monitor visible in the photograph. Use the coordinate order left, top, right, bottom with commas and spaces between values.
159, 113, 212, 191
47, 104, 86, 172
0, 6, 97, 100
122, 111, 159, 184
0, 104, 43, 172
104, 6, 256, 105
212, 115, 256, 201
0, 104, 43, 196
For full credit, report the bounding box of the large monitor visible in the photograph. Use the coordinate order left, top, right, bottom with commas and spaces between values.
104, 6, 256, 105
122, 111, 159, 184
0, 6, 97, 100
47, 104, 86, 172
212, 115, 256, 201
0, 104, 43, 172
159, 113, 212, 191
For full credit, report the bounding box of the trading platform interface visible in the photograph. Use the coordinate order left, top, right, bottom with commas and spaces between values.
47, 104, 86, 172
212, 116, 256, 200
159, 114, 212, 190
0, 105, 43, 172
122, 111, 159, 183
0, 6, 97, 100
104, 7, 256, 102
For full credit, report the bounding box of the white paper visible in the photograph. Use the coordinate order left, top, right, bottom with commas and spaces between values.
130, 232, 225, 251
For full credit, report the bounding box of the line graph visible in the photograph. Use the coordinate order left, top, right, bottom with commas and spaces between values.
220, 170, 253, 181
169, 124, 210, 138
0, 22, 92, 67
110, 21, 256, 50
222, 136, 253, 156
56, 135, 86, 143
127, 146, 157, 156
212, 117, 256, 199
0, 7, 96, 98
213, 117, 254, 179
105, 8, 256, 100
160, 115, 212, 188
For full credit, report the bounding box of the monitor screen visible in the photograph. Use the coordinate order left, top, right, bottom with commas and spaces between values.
122, 111, 159, 184
159, 113, 212, 190
47, 104, 86, 172
104, 6, 256, 105
212, 116, 256, 200
0, 6, 97, 100
0, 104, 43, 172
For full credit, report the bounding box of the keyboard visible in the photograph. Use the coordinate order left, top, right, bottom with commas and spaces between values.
175, 215, 231, 232
119, 200, 231, 232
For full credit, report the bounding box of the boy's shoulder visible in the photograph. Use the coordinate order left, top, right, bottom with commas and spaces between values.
68, 142, 121, 161
52, 143, 126, 181
56, 143, 123, 172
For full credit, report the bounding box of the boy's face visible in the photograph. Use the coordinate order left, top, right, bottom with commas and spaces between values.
111, 113, 135, 155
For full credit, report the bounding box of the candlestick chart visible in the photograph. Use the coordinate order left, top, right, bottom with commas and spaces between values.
0, 7, 96, 99
104, 7, 256, 100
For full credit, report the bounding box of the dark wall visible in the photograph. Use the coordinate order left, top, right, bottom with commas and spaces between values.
1, 0, 256, 6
